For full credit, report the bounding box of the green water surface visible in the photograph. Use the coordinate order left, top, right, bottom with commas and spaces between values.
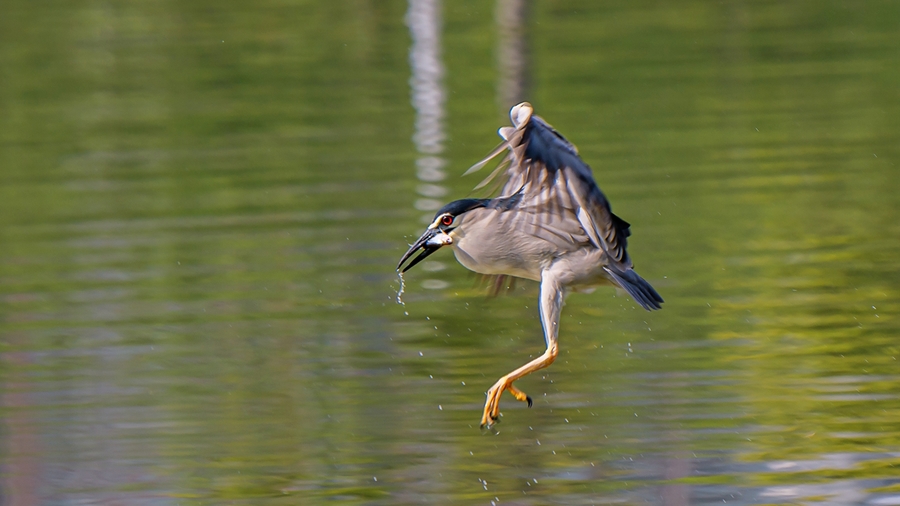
1, 1, 899, 504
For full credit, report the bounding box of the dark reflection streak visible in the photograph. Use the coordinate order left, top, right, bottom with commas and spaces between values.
0, 347, 41, 506
660, 453, 691, 506
496, 0, 531, 111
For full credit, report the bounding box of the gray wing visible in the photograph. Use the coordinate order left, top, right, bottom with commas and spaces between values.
468, 103, 633, 267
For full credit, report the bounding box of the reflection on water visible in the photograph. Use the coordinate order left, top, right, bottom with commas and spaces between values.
406, 0, 451, 291
407, 0, 448, 214
1, 1, 900, 505
496, 0, 530, 110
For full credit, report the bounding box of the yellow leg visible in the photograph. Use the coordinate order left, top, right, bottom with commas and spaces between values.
479, 269, 567, 429
480, 344, 558, 427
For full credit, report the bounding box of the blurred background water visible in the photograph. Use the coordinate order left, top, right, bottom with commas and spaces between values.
2, 1, 900, 505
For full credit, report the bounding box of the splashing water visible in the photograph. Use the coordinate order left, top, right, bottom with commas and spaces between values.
396, 271, 406, 306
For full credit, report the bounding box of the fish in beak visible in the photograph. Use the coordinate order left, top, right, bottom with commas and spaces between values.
396, 226, 453, 273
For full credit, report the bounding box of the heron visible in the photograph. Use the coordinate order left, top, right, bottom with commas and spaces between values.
397, 102, 663, 428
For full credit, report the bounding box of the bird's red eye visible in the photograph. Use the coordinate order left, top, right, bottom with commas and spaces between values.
441, 215, 453, 226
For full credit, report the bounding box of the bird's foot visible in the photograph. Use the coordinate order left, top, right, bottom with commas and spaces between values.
480, 376, 533, 428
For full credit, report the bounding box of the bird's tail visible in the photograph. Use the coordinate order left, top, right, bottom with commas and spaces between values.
603, 266, 664, 311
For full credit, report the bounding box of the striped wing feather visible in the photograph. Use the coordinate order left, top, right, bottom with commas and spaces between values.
469, 107, 633, 268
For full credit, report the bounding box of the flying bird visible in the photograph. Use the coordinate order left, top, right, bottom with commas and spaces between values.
398, 102, 663, 428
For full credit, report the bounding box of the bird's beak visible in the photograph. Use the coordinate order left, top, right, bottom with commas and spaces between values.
397, 227, 453, 272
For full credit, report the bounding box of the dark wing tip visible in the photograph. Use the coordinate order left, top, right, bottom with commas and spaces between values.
603, 266, 664, 311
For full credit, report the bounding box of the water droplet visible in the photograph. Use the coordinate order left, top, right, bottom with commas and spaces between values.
396, 272, 406, 305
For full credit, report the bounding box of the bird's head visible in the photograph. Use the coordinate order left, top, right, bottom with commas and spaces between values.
396, 199, 487, 273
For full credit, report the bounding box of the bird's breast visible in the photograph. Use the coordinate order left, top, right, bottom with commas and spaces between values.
448, 209, 611, 286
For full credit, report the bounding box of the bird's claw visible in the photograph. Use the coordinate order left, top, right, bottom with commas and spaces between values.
479, 376, 532, 428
